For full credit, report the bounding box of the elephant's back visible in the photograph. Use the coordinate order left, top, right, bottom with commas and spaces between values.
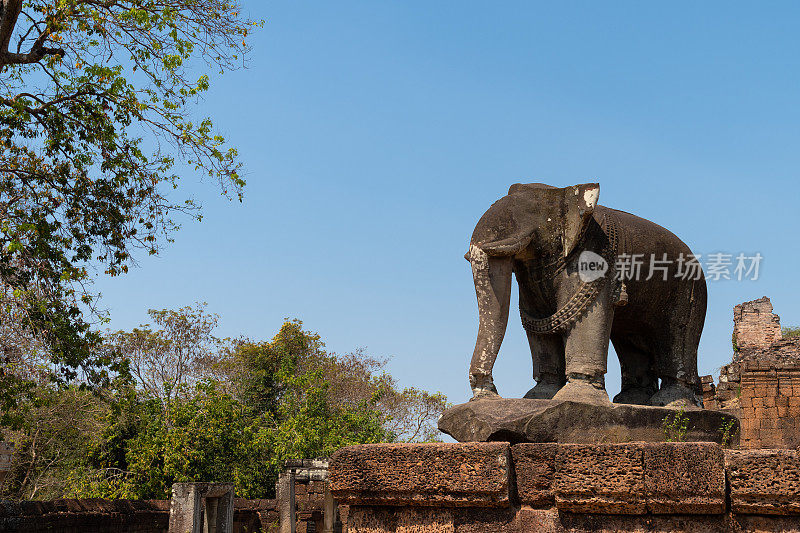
596, 205, 707, 336
595, 205, 697, 259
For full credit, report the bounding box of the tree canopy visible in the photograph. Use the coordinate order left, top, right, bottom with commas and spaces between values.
0, 311, 450, 500
0, 3, 452, 502
0, 0, 257, 394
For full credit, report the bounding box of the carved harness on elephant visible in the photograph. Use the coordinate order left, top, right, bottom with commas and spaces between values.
520, 214, 624, 335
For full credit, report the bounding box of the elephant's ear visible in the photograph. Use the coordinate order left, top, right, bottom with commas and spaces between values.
562, 183, 599, 257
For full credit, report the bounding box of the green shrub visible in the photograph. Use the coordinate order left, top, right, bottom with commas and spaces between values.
662, 407, 689, 442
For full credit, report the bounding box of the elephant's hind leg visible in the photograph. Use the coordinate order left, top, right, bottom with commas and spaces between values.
648, 279, 706, 407
611, 334, 658, 405
523, 333, 565, 399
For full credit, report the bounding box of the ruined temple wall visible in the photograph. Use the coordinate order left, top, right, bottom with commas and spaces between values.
0, 467, 336, 533
739, 361, 800, 449
330, 442, 800, 533
733, 296, 783, 351
0, 499, 171, 533
276, 458, 336, 533
0, 498, 278, 533
701, 297, 800, 449
282, 476, 328, 533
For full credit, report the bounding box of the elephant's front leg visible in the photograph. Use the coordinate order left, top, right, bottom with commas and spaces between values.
552, 280, 614, 405
468, 245, 513, 400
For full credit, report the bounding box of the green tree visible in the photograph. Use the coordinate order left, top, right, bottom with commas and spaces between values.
782, 326, 800, 339
0, 0, 258, 397
1, 313, 449, 500
219, 320, 450, 442
106, 303, 222, 409
0, 384, 108, 500
116, 382, 273, 499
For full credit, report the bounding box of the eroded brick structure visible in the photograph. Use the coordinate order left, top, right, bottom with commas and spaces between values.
738, 351, 800, 449
733, 296, 783, 350
702, 296, 800, 449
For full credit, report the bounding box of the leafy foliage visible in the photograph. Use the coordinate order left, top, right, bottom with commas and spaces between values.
105, 303, 222, 406
662, 406, 689, 442
1, 312, 448, 500
720, 417, 738, 448
782, 326, 800, 339
216, 321, 451, 443
0, 0, 258, 396
1, 385, 108, 500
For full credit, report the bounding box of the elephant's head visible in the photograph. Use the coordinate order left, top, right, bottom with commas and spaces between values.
466, 183, 600, 398
469, 182, 600, 260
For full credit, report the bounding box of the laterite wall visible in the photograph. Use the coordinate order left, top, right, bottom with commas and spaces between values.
739, 361, 800, 449
329, 442, 800, 533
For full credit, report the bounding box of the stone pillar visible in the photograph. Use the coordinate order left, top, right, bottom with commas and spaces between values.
168, 482, 234, 533
276, 472, 293, 533
323, 484, 335, 533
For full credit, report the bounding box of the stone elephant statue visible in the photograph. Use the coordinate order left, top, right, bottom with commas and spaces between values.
467, 183, 706, 406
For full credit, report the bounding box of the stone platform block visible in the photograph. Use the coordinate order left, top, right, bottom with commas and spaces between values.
329, 442, 510, 507
513, 442, 725, 515
554, 443, 647, 514
643, 442, 725, 514
511, 443, 558, 507
726, 449, 800, 515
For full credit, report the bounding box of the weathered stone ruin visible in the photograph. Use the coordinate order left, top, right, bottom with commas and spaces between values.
734, 296, 784, 350
168, 483, 234, 533
0, 496, 279, 533
0, 456, 340, 533
701, 296, 800, 449
276, 458, 339, 533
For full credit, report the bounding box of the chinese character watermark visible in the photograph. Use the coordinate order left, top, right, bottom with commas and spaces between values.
576, 252, 762, 282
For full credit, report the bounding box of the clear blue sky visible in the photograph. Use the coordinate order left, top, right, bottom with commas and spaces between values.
94, 2, 800, 404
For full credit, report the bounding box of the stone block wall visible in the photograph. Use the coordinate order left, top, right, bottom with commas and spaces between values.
0, 498, 278, 533
0, 499, 171, 533
330, 442, 800, 533
0, 466, 331, 532
739, 361, 800, 449
291, 478, 327, 532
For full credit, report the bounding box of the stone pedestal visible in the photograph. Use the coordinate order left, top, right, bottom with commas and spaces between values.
438, 398, 739, 445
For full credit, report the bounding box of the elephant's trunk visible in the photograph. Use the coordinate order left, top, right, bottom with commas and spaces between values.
468, 244, 513, 397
